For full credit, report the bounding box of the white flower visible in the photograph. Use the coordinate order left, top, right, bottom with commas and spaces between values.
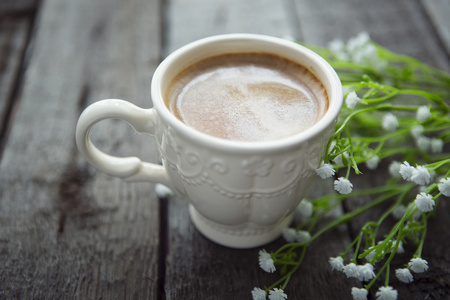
268, 288, 287, 300
365, 246, 377, 262
329, 256, 344, 271
388, 161, 401, 178
345, 91, 361, 109
391, 204, 407, 220
252, 287, 267, 300
416, 105, 431, 123
296, 230, 311, 244
334, 154, 343, 166
259, 250, 276, 273
329, 39, 350, 60
334, 177, 353, 194
282, 228, 297, 243
382, 113, 399, 132
343, 263, 360, 278
297, 199, 313, 218
329, 39, 345, 52
416, 135, 431, 152
410, 166, 431, 185
395, 268, 413, 283
315, 162, 336, 179
365, 155, 380, 170
410, 125, 424, 139
352, 287, 368, 300
155, 184, 174, 198
282, 228, 311, 243
438, 177, 450, 196
393, 240, 405, 254
376, 286, 398, 300
328, 140, 337, 154
347, 32, 371, 53
415, 192, 435, 213
357, 263, 375, 281
399, 161, 415, 181
430, 138, 444, 154
408, 257, 429, 273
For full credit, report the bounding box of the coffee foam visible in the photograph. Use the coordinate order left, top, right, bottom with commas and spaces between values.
166, 53, 328, 142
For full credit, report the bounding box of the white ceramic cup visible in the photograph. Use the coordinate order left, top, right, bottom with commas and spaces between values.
76, 34, 342, 248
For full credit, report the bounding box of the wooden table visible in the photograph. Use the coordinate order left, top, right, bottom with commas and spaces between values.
1, 0, 449, 299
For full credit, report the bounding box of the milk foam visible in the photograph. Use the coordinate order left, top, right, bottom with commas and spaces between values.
166, 53, 328, 141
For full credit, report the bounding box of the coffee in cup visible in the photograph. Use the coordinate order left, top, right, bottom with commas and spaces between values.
165, 52, 328, 142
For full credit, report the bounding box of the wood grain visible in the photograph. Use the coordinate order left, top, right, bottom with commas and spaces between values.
0, 15, 33, 156
0, 0, 162, 298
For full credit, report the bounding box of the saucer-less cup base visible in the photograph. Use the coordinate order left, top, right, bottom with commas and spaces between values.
189, 205, 294, 248
75, 34, 343, 249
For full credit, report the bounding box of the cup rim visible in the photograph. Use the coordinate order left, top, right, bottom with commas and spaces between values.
151, 33, 342, 153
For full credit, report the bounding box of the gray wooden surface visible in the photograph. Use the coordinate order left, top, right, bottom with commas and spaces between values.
1, 0, 449, 299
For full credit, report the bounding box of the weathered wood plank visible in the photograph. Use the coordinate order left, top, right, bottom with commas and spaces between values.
163, 0, 296, 56
421, 0, 450, 57
292, 0, 450, 72
163, 1, 354, 299
0, 0, 37, 16
0, 0, 163, 298
0, 16, 32, 155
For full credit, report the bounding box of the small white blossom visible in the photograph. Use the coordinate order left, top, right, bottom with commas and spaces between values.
343, 263, 360, 278
415, 192, 435, 213
416, 135, 431, 152
252, 287, 267, 300
334, 154, 343, 166
410, 125, 424, 139
352, 287, 368, 300
315, 162, 336, 179
376, 286, 398, 300
382, 113, 399, 132
345, 91, 361, 109
395, 268, 413, 283
296, 230, 311, 243
282, 228, 311, 243
329, 39, 345, 52
430, 138, 444, 154
399, 161, 415, 181
438, 177, 450, 196
357, 263, 375, 281
297, 199, 313, 218
329, 256, 344, 271
365, 246, 377, 262
328, 140, 337, 155
347, 32, 371, 54
334, 177, 353, 194
408, 257, 429, 273
410, 166, 431, 185
416, 105, 431, 123
391, 204, 407, 220
388, 161, 402, 178
329, 39, 350, 60
365, 155, 380, 170
268, 288, 287, 300
393, 240, 405, 254
155, 184, 174, 198
259, 250, 276, 273
282, 228, 297, 243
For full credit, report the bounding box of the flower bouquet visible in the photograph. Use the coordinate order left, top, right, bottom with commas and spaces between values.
252, 33, 450, 300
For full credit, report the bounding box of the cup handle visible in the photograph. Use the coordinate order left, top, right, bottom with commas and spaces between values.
75, 99, 173, 188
